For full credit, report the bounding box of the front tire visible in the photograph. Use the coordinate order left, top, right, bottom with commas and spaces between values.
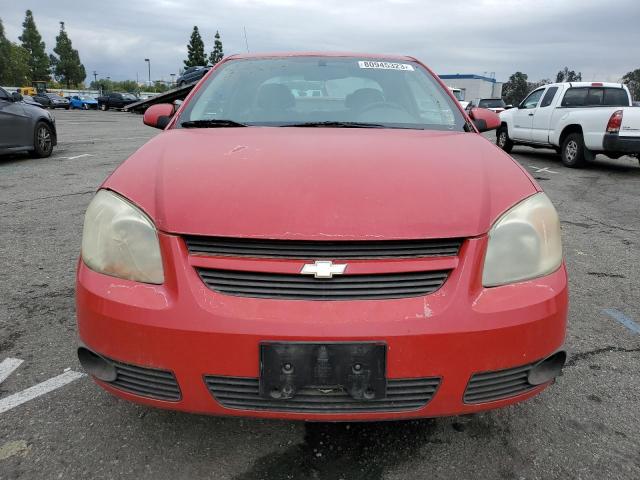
31, 122, 54, 158
561, 133, 592, 168
100, 103, 108, 111
496, 126, 514, 153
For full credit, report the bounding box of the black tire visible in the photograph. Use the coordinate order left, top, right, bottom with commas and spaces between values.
561, 133, 592, 168
65, 106, 70, 110
100, 103, 108, 111
178, 81, 185, 87
31, 122, 54, 158
496, 126, 514, 153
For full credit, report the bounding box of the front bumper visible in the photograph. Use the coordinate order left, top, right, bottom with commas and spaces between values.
602, 133, 640, 155
76, 235, 568, 421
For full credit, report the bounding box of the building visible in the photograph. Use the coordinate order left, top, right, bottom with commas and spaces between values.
439, 74, 503, 106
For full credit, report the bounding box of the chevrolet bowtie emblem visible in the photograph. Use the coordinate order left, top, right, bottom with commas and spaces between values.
301, 261, 347, 279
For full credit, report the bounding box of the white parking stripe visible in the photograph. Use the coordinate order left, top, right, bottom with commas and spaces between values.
528, 165, 559, 174
0, 358, 24, 384
0, 371, 85, 414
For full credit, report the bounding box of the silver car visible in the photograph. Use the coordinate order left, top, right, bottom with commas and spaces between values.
0, 88, 57, 158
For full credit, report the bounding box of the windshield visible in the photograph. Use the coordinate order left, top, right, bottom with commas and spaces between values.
122, 93, 137, 100
80, 96, 95, 100
178, 57, 466, 131
478, 99, 505, 108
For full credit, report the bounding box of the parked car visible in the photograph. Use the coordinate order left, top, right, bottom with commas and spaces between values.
497, 82, 640, 167
33, 92, 70, 109
0, 88, 57, 157
70, 95, 98, 110
448, 87, 470, 110
97, 92, 139, 111
177, 65, 210, 86
476, 98, 508, 113
77, 52, 567, 421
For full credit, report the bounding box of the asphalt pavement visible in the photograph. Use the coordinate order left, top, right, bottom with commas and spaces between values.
1, 110, 639, 480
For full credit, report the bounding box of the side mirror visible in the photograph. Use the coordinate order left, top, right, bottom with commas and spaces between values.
143, 103, 174, 129
468, 107, 501, 132
11, 92, 23, 102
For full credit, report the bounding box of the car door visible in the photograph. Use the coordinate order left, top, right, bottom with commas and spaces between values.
185, 67, 197, 83
0, 89, 30, 149
109, 93, 121, 108
531, 86, 560, 144
511, 89, 545, 142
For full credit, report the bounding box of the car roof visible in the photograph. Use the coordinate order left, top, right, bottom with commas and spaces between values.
544, 82, 625, 89
227, 51, 416, 62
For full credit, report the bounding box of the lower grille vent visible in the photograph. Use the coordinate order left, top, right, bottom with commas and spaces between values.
204, 376, 440, 413
464, 363, 538, 404
107, 359, 181, 401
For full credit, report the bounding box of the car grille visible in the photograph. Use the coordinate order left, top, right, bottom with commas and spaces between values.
106, 358, 181, 401
204, 376, 440, 413
196, 268, 450, 300
464, 362, 537, 404
184, 236, 463, 259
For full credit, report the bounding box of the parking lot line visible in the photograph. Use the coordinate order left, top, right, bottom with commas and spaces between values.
0, 370, 85, 414
0, 358, 24, 384
602, 308, 640, 334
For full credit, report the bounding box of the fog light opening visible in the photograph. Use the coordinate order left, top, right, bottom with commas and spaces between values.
527, 351, 567, 386
77, 347, 117, 382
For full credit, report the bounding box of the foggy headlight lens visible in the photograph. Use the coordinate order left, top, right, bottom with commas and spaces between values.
81, 190, 164, 284
482, 193, 562, 287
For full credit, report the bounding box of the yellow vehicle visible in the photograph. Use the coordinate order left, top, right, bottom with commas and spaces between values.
18, 81, 49, 97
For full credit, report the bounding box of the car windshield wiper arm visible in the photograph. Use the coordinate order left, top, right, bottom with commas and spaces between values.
180, 119, 248, 128
279, 121, 386, 128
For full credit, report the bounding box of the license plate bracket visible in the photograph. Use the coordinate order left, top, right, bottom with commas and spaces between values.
259, 342, 386, 401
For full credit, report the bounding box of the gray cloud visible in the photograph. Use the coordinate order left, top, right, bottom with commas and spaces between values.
2, 0, 638, 83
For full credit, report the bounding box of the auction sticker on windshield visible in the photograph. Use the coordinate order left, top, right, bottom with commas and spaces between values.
358, 61, 415, 71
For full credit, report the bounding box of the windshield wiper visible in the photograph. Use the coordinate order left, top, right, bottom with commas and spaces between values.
279, 121, 386, 128
181, 119, 247, 128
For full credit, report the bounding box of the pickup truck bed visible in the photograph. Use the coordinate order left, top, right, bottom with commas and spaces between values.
497, 82, 640, 167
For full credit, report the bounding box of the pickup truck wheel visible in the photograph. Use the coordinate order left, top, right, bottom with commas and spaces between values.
561, 133, 589, 168
100, 103, 108, 111
31, 122, 54, 158
496, 126, 513, 153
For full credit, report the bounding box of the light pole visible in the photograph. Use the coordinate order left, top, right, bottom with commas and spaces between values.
144, 59, 151, 86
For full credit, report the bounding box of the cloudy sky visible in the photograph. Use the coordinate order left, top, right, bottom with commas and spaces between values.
2, 0, 638, 84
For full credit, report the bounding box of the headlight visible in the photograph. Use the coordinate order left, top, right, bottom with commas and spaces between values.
482, 193, 562, 287
81, 190, 164, 284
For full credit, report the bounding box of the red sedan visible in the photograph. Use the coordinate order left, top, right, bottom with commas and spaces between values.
76, 53, 567, 421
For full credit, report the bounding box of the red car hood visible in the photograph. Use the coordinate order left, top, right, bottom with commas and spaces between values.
104, 128, 537, 239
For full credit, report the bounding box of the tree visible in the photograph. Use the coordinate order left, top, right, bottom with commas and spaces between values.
0, 18, 30, 86
622, 69, 640, 101
502, 72, 530, 106
19, 10, 49, 81
209, 30, 224, 65
556, 67, 582, 83
528, 78, 551, 91
50, 22, 86, 88
184, 26, 207, 68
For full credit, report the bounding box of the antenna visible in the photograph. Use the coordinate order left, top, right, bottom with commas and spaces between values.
243, 26, 250, 53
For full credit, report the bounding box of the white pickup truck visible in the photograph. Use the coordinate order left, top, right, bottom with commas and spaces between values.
496, 82, 640, 167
